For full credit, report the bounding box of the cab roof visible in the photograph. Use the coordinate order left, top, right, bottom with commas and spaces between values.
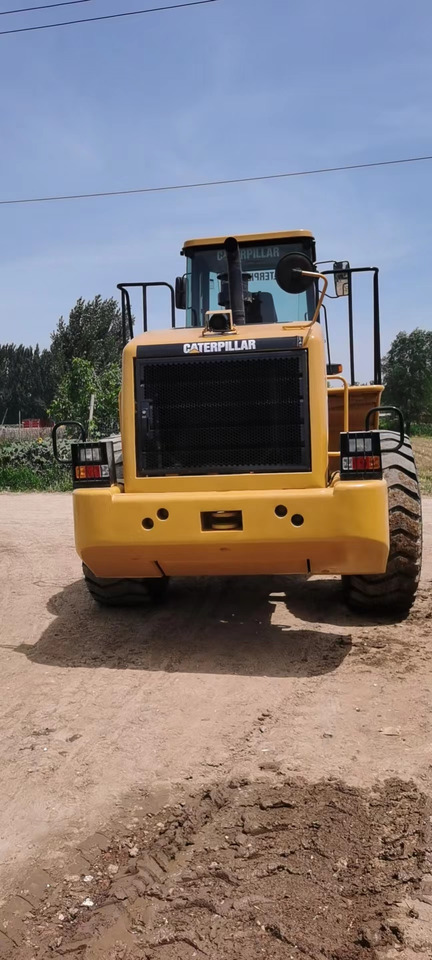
182, 229, 314, 249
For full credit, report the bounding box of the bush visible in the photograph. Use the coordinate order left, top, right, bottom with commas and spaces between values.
0, 438, 72, 491
411, 422, 432, 437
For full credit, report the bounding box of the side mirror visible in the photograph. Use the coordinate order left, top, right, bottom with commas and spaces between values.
275, 252, 316, 294
175, 276, 186, 310
333, 261, 350, 297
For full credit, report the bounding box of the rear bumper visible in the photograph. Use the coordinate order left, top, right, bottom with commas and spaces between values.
73, 481, 389, 578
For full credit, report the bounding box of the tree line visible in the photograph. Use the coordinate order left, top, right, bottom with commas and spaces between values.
0, 296, 123, 433
1, 296, 431, 434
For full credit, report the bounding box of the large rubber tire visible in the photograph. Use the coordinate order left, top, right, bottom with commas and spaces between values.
343, 431, 422, 616
83, 564, 170, 607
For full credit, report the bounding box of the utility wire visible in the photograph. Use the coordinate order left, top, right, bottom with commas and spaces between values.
0, 0, 219, 34
1, 154, 431, 207
0, 1, 92, 16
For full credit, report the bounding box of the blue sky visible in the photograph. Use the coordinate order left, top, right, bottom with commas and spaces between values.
0, 0, 431, 380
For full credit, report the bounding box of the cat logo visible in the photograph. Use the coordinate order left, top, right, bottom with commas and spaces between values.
183, 339, 257, 355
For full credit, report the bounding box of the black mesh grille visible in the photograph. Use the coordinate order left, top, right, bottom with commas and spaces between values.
135, 351, 310, 475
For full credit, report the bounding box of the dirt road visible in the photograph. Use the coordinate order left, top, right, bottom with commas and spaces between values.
0, 493, 431, 959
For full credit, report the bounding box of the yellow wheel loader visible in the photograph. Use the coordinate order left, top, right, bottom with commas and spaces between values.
53, 230, 422, 615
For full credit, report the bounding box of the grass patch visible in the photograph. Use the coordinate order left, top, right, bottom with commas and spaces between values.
0, 465, 72, 492
412, 436, 432, 496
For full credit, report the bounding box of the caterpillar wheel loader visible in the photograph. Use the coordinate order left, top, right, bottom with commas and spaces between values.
53, 230, 422, 615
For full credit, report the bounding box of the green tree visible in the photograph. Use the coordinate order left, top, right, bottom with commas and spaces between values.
382, 328, 432, 432
49, 357, 121, 436
50, 295, 123, 381
30, 346, 57, 418
37, 347, 57, 414
96, 362, 122, 433
0, 344, 55, 423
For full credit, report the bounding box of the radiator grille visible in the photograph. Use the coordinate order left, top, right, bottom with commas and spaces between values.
135, 351, 310, 475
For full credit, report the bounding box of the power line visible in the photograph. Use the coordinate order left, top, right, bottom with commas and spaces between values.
1, 154, 431, 207
0, 1, 92, 17
0, 0, 219, 34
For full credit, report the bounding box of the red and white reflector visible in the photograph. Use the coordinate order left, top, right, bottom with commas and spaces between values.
72, 443, 112, 487
75, 464, 110, 480
340, 432, 382, 480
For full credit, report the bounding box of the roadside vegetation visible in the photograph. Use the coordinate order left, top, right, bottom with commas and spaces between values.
412, 437, 432, 496
0, 437, 72, 492
0, 296, 123, 492
1, 430, 431, 495
1, 312, 431, 494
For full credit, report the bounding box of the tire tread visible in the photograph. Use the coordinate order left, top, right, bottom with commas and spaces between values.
83, 564, 169, 607
344, 431, 422, 616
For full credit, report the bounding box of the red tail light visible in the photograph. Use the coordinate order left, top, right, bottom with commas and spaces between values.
75, 464, 109, 481
72, 442, 112, 488
340, 432, 382, 480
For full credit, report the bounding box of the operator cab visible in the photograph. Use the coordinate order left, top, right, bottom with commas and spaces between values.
178, 230, 317, 327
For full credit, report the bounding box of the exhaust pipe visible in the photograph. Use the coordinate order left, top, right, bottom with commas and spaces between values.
224, 236, 246, 325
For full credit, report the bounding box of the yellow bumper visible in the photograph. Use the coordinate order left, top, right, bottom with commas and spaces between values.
73, 481, 389, 578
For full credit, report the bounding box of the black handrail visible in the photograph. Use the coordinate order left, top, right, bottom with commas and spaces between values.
117, 282, 176, 345
52, 420, 87, 465
365, 405, 405, 448
321, 266, 381, 386
117, 286, 134, 343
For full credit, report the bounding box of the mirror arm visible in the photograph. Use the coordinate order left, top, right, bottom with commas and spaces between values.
301, 272, 328, 343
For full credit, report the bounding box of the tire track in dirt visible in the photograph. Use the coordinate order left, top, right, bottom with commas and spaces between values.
2, 776, 431, 960
0, 494, 431, 954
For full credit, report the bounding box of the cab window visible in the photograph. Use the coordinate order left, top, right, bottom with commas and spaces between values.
185, 241, 316, 327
